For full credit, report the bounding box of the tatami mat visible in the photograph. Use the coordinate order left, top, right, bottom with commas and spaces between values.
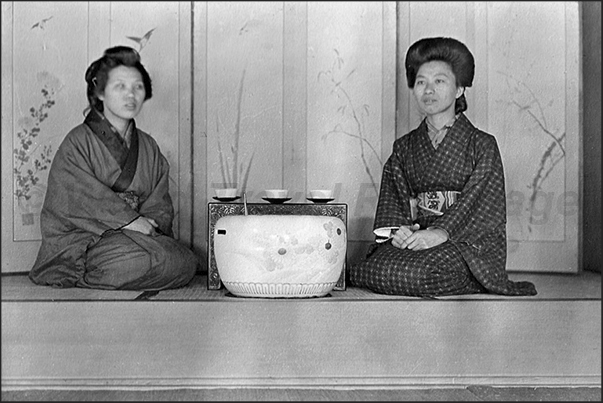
148, 271, 601, 301
0, 275, 144, 301
2, 271, 599, 301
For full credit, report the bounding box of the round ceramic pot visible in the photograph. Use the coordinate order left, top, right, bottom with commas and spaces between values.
214, 215, 346, 298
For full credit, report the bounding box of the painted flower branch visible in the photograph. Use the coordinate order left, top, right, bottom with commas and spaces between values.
13, 72, 61, 202
502, 72, 566, 230
217, 68, 254, 192
318, 49, 382, 193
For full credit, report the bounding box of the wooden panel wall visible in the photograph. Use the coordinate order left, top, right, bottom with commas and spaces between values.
2, 2, 585, 274
2, 2, 90, 272
192, 2, 397, 270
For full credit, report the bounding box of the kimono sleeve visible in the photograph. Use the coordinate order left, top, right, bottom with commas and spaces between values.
432, 133, 507, 247
373, 139, 415, 231
43, 129, 140, 236
138, 151, 175, 237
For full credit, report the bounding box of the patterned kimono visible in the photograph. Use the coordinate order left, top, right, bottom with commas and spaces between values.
349, 113, 537, 297
29, 110, 198, 290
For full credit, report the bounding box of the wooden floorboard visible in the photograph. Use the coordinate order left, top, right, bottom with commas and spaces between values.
2, 271, 600, 396
2, 299, 600, 389
1, 386, 601, 401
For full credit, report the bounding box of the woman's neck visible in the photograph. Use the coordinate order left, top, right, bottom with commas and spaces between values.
426, 111, 456, 130
103, 114, 130, 137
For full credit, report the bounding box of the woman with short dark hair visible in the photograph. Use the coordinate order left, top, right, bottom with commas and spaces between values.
349, 37, 537, 297
30, 46, 198, 290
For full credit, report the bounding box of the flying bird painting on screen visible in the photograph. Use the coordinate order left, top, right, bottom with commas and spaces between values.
31, 16, 53, 30
239, 19, 262, 35
127, 28, 156, 52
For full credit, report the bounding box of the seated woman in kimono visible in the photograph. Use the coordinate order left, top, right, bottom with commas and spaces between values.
29, 46, 198, 290
349, 37, 537, 297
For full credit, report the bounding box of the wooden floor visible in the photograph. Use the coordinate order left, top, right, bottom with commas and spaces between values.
1, 271, 601, 400
1, 385, 601, 401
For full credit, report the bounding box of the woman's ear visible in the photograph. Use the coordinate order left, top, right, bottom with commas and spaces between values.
456, 86, 465, 99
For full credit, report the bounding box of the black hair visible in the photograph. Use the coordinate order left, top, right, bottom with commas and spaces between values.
84, 46, 152, 114
405, 37, 474, 114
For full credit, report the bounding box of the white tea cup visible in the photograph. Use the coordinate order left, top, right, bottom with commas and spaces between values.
265, 189, 288, 199
309, 189, 333, 199
215, 188, 237, 198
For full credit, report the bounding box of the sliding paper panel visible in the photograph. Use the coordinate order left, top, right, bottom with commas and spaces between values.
486, 2, 579, 271
307, 1, 386, 241
206, 2, 284, 202
10, 2, 89, 242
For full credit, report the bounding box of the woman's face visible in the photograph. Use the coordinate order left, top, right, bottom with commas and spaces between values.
98, 65, 146, 129
412, 60, 463, 120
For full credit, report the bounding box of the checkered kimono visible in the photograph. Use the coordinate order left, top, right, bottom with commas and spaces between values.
349, 113, 537, 297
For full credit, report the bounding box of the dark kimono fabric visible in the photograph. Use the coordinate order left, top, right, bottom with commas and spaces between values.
29, 111, 198, 290
349, 113, 537, 297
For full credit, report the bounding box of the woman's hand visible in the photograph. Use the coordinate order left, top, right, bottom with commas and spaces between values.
390, 223, 419, 248
122, 216, 159, 236
391, 225, 448, 250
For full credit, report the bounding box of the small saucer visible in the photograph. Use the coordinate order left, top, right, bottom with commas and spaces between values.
213, 196, 241, 202
262, 197, 292, 204
307, 197, 334, 204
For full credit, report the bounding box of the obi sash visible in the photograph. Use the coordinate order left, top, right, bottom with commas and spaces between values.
410, 191, 460, 220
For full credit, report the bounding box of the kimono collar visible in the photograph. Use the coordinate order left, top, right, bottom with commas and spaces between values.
425, 114, 459, 133
83, 108, 139, 171
421, 113, 475, 146
425, 114, 459, 149
84, 109, 135, 148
